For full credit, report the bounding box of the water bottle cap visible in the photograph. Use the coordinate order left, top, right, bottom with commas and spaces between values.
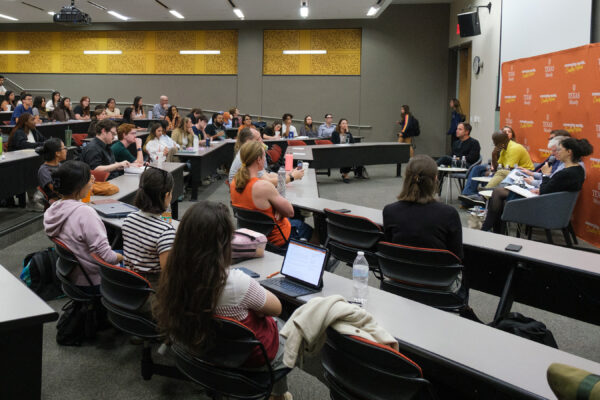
357, 251, 364, 256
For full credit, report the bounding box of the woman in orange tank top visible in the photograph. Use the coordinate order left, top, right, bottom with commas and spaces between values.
230, 141, 293, 247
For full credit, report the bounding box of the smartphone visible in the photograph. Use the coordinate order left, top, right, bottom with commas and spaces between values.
296, 161, 303, 169
505, 244, 523, 252
335, 209, 351, 213
234, 267, 260, 278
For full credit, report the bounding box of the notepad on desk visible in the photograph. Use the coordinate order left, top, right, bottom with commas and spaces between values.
124, 166, 145, 174
506, 185, 537, 198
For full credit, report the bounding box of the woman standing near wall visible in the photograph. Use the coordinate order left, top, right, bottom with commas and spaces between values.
396, 105, 418, 158
447, 98, 465, 150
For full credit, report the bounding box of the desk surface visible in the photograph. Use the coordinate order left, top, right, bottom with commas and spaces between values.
0, 149, 38, 164
0, 265, 58, 331
237, 252, 600, 400
175, 139, 234, 158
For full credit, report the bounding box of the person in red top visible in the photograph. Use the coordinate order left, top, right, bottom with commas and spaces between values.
154, 201, 292, 400
230, 141, 313, 247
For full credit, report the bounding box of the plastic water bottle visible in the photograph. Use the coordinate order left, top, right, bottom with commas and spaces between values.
451, 156, 458, 168
277, 169, 286, 196
461, 156, 467, 169
352, 251, 369, 306
192, 135, 199, 151
288, 129, 293, 139
148, 110, 153, 119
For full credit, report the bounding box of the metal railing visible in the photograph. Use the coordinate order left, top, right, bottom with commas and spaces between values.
3, 77, 55, 95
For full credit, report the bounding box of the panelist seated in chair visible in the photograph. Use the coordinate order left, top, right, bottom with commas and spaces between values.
383, 155, 463, 260
436, 122, 480, 191
229, 127, 304, 186
81, 119, 131, 181
44, 161, 123, 293
481, 138, 593, 233
230, 141, 313, 248
331, 118, 366, 183
122, 167, 175, 289
154, 201, 294, 400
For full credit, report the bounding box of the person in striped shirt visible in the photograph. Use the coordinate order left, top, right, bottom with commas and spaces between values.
122, 167, 175, 288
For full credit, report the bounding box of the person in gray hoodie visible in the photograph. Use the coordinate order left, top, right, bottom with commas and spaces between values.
44, 160, 123, 291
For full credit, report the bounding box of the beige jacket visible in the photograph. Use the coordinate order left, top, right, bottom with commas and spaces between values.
279, 295, 398, 368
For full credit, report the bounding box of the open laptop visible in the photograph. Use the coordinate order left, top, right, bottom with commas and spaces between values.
91, 202, 139, 218
260, 239, 329, 298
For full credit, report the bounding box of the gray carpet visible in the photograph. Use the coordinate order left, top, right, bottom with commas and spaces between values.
1, 164, 598, 399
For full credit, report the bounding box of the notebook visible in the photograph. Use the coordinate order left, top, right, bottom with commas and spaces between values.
91, 201, 139, 218
260, 239, 328, 298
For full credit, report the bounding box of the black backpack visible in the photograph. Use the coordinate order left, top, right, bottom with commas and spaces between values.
20, 247, 63, 301
492, 312, 558, 348
411, 117, 421, 136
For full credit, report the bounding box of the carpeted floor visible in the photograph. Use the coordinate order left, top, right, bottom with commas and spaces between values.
1, 164, 598, 399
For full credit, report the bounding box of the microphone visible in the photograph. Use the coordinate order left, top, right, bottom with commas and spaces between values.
547, 155, 556, 165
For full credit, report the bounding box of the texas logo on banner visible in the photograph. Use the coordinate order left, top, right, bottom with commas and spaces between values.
501, 43, 600, 248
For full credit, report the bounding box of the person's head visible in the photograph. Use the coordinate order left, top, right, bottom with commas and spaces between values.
21, 93, 32, 108
159, 95, 168, 106
117, 123, 136, 144
229, 107, 239, 118
502, 126, 516, 141
105, 98, 116, 110
96, 119, 118, 144
282, 113, 293, 125
190, 108, 202, 117
450, 98, 463, 114
234, 141, 265, 192
558, 138, 593, 163
167, 105, 178, 119
36, 138, 66, 162
148, 122, 164, 140
401, 105, 410, 116
272, 120, 282, 132
122, 107, 134, 123
242, 114, 252, 126
548, 129, 570, 141
196, 114, 208, 129
52, 160, 93, 200
154, 201, 233, 350
335, 118, 348, 133
60, 97, 71, 110
222, 111, 231, 123
324, 113, 333, 125
397, 155, 438, 204
134, 167, 174, 214
33, 96, 45, 110
234, 126, 261, 152
548, 135, 568, 157
304, 115, 312, 127
133, 96, 143, 110
212, 112, 223, 125
80, 96, 90, 110
93, 105, 107, 120
177, 117, 192, 132
9, 113, 36, 144
492, 130, 510, 149
51, 91, 60, 104
455, 122, 471, 140
5, 90, 15, 103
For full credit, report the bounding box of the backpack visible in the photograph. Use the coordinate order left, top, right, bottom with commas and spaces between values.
492, 312, 558, 348
56, 299, 107, 346
411, 117, 421, 136
231, 228, 267, 262
20, 247, 63, 301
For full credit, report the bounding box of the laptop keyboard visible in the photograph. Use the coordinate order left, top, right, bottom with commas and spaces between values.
269, 278, 310, 295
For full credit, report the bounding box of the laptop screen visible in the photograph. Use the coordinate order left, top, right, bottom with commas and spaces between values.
281, 240, 327, 287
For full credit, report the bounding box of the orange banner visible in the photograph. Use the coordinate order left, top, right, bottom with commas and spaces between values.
500, 43, 600, 248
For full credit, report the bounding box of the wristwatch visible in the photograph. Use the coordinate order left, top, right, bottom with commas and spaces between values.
289, 174, 295, 182
137, 147, 142, 152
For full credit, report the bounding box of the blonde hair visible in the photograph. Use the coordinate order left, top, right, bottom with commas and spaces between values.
234, 127, 255, 153
234, 141, 264, 193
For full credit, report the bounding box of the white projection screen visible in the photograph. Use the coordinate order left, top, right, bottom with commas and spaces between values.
498, 0, 592, 106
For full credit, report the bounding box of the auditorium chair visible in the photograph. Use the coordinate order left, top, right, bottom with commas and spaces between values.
92, 254, 185, 381
501, 190, 580, 247
91, 169, 110, 182
172, 316, 291, 400
450, 156, 482, 191
323, 208, 384, 275
72, 133, 88, 147
287, 140, 306, 146
232, 206, 288, 255
321, 327, 435, 400
51, 238, 99, 303
375, 242, 468, 314
36, 185, 50, 210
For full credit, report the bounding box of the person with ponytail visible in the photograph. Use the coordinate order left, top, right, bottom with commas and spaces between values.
482, 138, 593, 233
383, 155, 463, 259
230, 141, 313, 247
44, 160, 123, 291
396, 105, 418, 157
36, 138, 67, 202
122, 167, 175, 288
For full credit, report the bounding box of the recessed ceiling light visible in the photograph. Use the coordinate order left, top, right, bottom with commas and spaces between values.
0, 50, 30, 54
48, 11, 55, 15
169, 10, 184, 19
107, 10, 129, 20
233, 7, 244, 19
366, 5, 380, 16
0, 13, 18, 21
283, 50, 327, 55
83, 50, 122, 55
300, 1, 309, 18
180, 50, 221, 55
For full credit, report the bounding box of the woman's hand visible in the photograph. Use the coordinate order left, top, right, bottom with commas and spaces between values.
530, 188, 540, 195
163, 147, 169, 156
524, 176, 534, 184
540, 162, 552, 176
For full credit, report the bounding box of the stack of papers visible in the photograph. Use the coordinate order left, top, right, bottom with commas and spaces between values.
506, 185, 537, 198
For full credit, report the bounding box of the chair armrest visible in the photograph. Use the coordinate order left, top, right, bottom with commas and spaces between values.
501, 192, 575, 229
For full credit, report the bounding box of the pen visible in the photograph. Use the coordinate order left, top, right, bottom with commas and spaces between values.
266, 271, 280, 279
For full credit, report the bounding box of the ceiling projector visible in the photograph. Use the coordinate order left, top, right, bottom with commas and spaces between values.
53, 1, 92, 25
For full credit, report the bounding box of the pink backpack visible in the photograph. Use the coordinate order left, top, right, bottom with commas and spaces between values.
232, 228, 267, 260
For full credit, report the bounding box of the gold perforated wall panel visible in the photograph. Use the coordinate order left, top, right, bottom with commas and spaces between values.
0, 30, 238, 75
263, 29, 361, 75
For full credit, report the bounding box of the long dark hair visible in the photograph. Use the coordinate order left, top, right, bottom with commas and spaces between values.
166, 105, 178, 121
450, 98, 463, 115
561, 138, 593, 162
52, 160, 91, 197
8, 113, 36, 147
122, 107, 134, 123
154, 201, 233, 350
397, 155, 438, 204
133, 96, 143, 114
335, 118, 348, 134
36, 138, 63, 162
134, 167, 174, 214
33, 96, 45, 111
50, 91, 60, 106
4, 90, 16, 107
79, 96, 90, 116
144, 122, 163, 152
